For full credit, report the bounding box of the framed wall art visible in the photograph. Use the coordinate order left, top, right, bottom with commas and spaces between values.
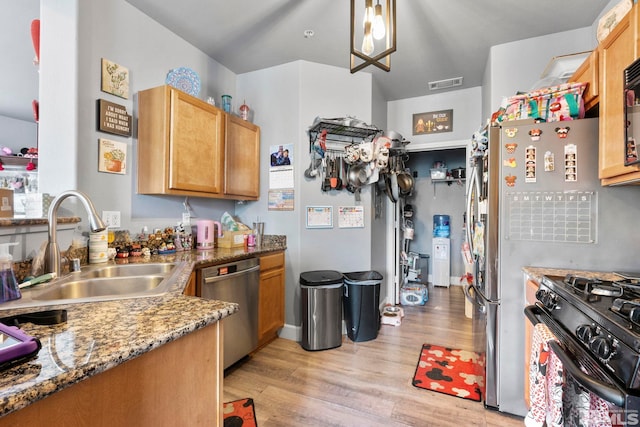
101, 58, 130, 99
413, 109, 453, 135
98, 138, 127, 175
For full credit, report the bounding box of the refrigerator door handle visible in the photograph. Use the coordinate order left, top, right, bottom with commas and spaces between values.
463, 282, 486, 313
465, 282, 500, 306
465, 166, 477, 258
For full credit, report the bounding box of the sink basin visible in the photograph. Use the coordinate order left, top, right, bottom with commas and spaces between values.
78, 263, 177, 279
32, 275, 166, 300
0, 262, 184, 311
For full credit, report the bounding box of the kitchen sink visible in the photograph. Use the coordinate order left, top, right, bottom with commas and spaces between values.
0, 262, 184, 311
76, 263, 177, 279
32, 275, 166, 300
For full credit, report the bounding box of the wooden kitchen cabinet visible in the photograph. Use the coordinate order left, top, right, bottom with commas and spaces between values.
137, 85, 260, 200
569, 49, 599, 113
0, 322, 223, 427
183, 271, 197, 296
137, 85, 225, 197
257, 251, 285, 348
598, 5, 640, 185
524, 278, 539, 409
224, 113, 260, 198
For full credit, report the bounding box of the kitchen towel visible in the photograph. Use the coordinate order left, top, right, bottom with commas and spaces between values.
525, 323, 564, 427
223, 398, 258, 427
412, 344, 483, 401
524, 323, 613, 427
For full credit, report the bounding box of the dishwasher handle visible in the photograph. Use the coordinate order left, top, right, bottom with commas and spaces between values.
203, 264, 260, 284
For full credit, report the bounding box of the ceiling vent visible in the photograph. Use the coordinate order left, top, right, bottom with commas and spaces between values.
428, 77, 463, 91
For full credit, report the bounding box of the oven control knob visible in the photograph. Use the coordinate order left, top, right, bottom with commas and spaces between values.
576, 324, 596, 343
537, 290, 557, 309
535, 289, 546, 300
590, 337, 613, 360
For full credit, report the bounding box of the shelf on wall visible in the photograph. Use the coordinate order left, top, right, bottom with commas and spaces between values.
432, 177, 465, 186
0, 156, 37, 169
308, 119, 381, 153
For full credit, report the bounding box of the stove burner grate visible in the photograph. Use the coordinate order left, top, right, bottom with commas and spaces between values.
611, 298, 640, 326
563, 274, 623, 298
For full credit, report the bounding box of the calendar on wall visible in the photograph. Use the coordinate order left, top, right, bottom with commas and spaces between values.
505, 191, 597, 243
338, 206, 365, 228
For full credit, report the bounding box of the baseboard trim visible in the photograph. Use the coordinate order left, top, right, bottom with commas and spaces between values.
278, 323, 300, 342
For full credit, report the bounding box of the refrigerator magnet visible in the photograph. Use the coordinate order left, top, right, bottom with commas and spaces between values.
505, 175, 517, 187
505, 128, 518, 138
555, 126, 570, 139
544, 151, 554, 172
525, 145, 536, 183
564, 144, 577, 182
529, 128, 542, 141
503, 158, 516, 168
505, 143, 518, 154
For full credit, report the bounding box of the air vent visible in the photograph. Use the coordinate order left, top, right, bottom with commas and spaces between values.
428, 77, 463, 91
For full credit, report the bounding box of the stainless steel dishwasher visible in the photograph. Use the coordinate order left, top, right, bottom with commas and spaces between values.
200, 258, 260, 369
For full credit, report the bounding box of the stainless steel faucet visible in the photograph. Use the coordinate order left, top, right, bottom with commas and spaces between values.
44, 190, 107, 276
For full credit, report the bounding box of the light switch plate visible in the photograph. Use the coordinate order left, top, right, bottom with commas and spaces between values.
102, 210, 121, 228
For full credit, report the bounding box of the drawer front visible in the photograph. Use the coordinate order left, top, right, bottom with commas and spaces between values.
260, 252, 284, 271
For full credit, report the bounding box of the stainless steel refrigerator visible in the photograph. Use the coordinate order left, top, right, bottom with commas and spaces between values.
465, 117, 602, 416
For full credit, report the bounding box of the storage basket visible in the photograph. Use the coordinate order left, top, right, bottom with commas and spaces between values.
430, 168, 447, 180
499, 82, 588, 123
217, 230, 252, 248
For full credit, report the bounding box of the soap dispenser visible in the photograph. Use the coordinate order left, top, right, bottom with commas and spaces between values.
0, 242, 20, 303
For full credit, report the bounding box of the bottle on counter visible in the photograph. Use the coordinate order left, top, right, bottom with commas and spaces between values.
0, 242, 20, 303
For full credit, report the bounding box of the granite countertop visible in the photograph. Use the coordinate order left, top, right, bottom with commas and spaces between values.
0, 239, 286, 418
522, 266, 624, 284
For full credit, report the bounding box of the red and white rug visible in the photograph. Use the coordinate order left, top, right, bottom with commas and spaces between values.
223, 398, 258, 427
412, 343, 484, 402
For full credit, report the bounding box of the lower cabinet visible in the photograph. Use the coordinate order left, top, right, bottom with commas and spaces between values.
524, 278, 539, 409
183, 271, 196, 296
0, 322, 223, 427
258, 251, 285, 348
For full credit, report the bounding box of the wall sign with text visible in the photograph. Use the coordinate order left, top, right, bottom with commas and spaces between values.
413, 109, 453, 135
97, 99, 132, 137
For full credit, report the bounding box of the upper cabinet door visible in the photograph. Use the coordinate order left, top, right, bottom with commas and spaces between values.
224, 113, 260, 199
169, 90, 224, 194
599, 8, 640, 182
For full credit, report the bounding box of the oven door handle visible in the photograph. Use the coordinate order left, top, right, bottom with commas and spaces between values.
524, 304, 626, 407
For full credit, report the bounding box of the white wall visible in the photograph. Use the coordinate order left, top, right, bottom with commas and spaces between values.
235, 60, 374, 328
0, 116, 37, 154
36, 0, 241, 248
388, 86, 483, 144
486, 27, 597, 120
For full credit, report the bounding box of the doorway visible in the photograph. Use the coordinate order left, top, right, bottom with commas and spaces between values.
384, 143, 468, 305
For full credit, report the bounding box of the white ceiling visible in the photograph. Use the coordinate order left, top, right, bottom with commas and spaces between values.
4, 0, 611, 123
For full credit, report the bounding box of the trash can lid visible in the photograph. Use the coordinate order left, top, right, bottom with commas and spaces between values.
343, 270, 383, 285
300, 270, 344, 286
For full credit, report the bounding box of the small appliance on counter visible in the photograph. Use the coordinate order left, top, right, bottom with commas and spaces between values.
196, 220, 222, 250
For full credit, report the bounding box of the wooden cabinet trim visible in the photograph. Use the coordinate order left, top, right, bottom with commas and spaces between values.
259, 252, 285, 271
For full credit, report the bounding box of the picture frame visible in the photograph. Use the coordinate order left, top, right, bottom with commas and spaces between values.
101, 58, 130, 99
306, 206, 333, 229
413, 109, 453, 135
98, 138, 127, 175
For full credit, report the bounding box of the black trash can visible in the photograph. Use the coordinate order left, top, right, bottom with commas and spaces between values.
300, 270, 344, 351
343, 271, 383, 342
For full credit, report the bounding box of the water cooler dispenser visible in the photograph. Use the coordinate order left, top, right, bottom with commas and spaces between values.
432, 215, 450, 288
432, 238, 450, 287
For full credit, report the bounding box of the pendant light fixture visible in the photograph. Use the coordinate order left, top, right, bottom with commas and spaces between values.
350, 0, 396, 73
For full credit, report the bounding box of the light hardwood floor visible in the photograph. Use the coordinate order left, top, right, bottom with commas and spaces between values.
223, 286, 524, 426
